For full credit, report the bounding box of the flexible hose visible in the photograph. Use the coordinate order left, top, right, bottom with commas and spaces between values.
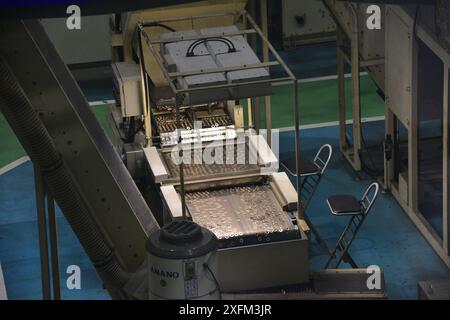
0, 58, 130, 290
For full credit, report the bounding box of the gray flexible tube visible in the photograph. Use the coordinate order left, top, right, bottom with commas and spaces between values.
0, 58, 130, 291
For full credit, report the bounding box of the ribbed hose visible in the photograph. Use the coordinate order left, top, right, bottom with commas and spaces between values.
0, 58, 130, 289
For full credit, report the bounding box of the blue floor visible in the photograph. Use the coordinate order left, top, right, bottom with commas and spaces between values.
1, 122, 450, 299
279, 122, 450, 299
274, 42, 347, 80
0, 161, 110, 300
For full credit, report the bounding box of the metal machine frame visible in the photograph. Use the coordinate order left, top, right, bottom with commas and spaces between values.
323, 1, 450, 270
323, 0, 385, 175
281, 0, 337, 48
136, 9, 304, 219
0, 2, 390, 300
384, 5, 450, 268
133, 10, 311, 292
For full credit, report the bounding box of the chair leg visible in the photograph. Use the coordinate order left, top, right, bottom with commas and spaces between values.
325, 247, 357, 269
303, 213, 331, 254
342, 251, 358, 268
325, 247, 338, 269
325, 216, 364, 269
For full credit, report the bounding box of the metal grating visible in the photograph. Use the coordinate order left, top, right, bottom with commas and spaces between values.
185, 185, 296, 241
161, 142, 260, 181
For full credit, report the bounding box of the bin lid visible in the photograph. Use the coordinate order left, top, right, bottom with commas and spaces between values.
146, 219, 218, 259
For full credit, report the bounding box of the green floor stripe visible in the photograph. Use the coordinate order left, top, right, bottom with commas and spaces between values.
0, 114, 26, 169
91, 104, 115, 142
0, 104, 114, 169
242, 74, 384, 129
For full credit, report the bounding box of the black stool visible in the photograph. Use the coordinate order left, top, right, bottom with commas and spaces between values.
325, 182, 380, 269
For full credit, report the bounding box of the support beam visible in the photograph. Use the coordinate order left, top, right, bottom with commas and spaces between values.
34, 164, 51, 300
384, 110, 396, 191
337, 28, 347, 152
410, 34, 419, 213
350, 30, 362, 173
260, 0, 272, 146
47, 194, 61, 300
444, 65, 449, 254
248, 0, 257, 51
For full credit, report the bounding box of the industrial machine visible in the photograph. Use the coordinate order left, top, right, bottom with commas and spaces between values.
383, 4, 450, 268
324, 1, 450, 269
109, 2, 309, 292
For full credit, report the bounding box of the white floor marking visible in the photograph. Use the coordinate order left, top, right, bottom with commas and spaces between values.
0, 156, 30, 176
278, 115, 385, 132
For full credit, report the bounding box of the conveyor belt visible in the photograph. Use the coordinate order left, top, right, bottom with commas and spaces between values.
0, 20, 158, 278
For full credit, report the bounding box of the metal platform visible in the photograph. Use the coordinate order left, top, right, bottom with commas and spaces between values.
186, 184, 298, 245
222, 268, 387, 299
145, 134, 278, 185
162, 144, 259, 181
158, 170, 307, 292
418, 279, 450, 300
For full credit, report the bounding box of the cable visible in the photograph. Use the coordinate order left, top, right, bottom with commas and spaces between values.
141, 22, 177, 33
361, 128, 383, 174
186, 37, 236, 57
122, 118, 145, 143
186, 38, 236, 57
345, 129, 383, 179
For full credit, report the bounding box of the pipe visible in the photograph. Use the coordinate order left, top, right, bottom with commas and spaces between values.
247, 98, 253, 128
137, 30, 152, 147
0, 58, 130, 291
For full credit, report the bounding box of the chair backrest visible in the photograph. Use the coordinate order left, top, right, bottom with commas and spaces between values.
313, 144, 333, 175
360, 182, 380, 215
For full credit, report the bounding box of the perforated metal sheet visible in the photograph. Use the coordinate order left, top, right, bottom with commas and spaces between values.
161, 143, 260, 181
185, 185, 296, 240
160, 25, 272, 103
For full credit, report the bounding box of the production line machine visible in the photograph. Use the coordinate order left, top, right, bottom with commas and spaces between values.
109, 4, 309, 291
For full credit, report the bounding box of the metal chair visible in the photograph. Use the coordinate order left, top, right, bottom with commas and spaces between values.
325, 182, 380, 269
282, 144, 333, 245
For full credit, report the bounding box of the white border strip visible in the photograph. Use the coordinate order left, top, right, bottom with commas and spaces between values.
0, 156, 30, 176
273, 71, 369, 87
278, 115, 385, 132
88, 99, 115, 106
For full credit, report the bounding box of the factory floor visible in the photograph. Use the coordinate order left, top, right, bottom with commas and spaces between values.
1, 44, 450, 300
2, 119, 450, 299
